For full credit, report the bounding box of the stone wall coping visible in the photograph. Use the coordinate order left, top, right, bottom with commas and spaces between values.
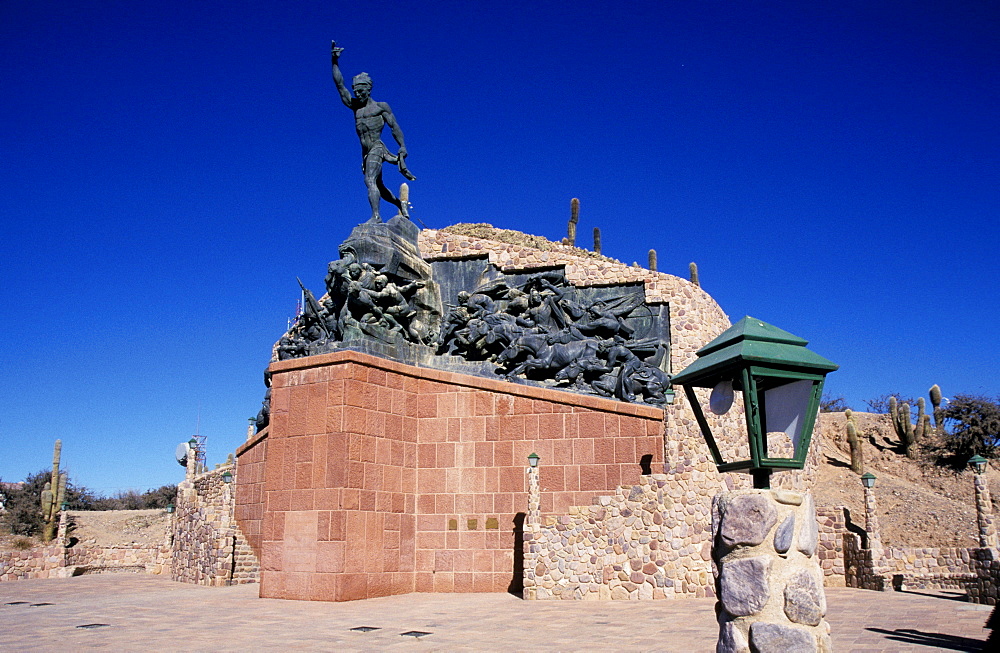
236, 426, 269, 458
268, 349, 665, 420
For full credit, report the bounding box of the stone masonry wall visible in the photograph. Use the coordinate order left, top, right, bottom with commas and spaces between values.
172, 464, 259, 586
523, 474, 714, 600
815, 506, 847, 583
235, 427, 268, 559
0, 547, 67, 581
66, 544, 170, 575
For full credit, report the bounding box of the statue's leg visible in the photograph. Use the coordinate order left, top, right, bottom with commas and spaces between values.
364, 153, 383, 222
375, 171, 405, 217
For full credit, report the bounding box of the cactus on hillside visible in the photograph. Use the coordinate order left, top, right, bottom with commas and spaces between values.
845, 409, 864, 474
889, 396, 931, 459
689, 262, 700, 287
593, 227, 601, 255
567, 198, 580, 246
648, 249, 657, 272
40, 440, 66, 542
929, 384, 944, 434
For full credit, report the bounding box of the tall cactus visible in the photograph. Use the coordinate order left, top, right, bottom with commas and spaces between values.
846, 409, 864, 474
41, 440, 65, 541
567, 198, 580, 246
889, 396, 930, 459
689, 262, 700, 287
648, 249, 657, 272
929, 384, 944, 434
593, 227, 601, 255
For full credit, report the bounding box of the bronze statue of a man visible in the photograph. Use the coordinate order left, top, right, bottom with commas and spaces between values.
332, 41, 415, 223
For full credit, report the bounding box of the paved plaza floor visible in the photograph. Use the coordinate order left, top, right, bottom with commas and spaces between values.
0, 575, 992, 651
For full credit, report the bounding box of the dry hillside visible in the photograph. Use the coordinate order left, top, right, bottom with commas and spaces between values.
813, 411, 997, 547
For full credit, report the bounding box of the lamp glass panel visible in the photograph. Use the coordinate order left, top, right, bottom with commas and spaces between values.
763, 379, 813, 452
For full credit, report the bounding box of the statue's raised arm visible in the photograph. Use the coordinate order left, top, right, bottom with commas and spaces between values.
331, 41, 352, 108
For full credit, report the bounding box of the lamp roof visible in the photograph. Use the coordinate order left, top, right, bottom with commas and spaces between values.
671, 316, 839, 387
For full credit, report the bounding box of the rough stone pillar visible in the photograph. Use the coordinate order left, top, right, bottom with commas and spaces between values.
862, 484, 883, 564
527, 463, 540, 527
713, 489, 831, 653
186, 442, 197, 481
974, 472, 997, 548
57, 510, 69, 545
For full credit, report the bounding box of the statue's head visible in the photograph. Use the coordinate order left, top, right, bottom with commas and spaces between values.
352, 72, 372, 100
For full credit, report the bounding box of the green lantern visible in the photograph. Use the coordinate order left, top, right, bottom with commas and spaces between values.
670, 316, 838, 489
969, 455, 988, 474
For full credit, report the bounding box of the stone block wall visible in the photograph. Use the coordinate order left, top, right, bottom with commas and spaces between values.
254, 350, 667, 602
235, 427, 268, 559
0, 547, 67, 581
172, 464, 258, 586
968, 547, 1000, 605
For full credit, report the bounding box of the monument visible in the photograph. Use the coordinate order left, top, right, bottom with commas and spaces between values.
233, 41, 796, 605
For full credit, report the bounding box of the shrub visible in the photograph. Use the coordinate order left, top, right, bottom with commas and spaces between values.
820, 394, 850, 412
938, 393, 1000, 463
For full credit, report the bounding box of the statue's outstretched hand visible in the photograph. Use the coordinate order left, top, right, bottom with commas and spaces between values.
331, 41, 344, 60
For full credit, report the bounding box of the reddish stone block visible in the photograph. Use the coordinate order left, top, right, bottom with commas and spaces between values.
316, 542, 345, 573
311, 572, 340, 601
523, 415, 540, 439
289, 489, 315, 511
384, 413, 402, 440
329, 510, 345, 540
390, 387, 407, 415
499, 466, 524, 493
401, 466, 417, 493
434, 493, 455, 513
261, 541, 282, 571
472, 572, 494, 593
368, 368, 387, 387
577, 413, 605, 438
417, 531, 445, 550
359, 489, 376, 511
579, 464, 607, 490
484, 468, 500, 493
434, 549, 455, 571
432, 571, 454, 592
455, 493, 474, 513
347, 461, 364, 488
341, 489, 359, 510
475, 392, 495, 416
493, 441, 513, 467
343, 406, 367, 434
614, 438, 635, 463
542, 465, 566, 492
537, 412, 564, 438
339, 573, 369, 601
317, 511, 331, 541
603, 414, 621, 438
415, 572, 433, 592
390, 439, 405, 466
417, 417, 447, 443
495, 394, 514, 415
259, 571, 285, 599
454, 572, 474, 592
416, 393, 437, 418
383, 465, 401, 493
474, 493, 493, 514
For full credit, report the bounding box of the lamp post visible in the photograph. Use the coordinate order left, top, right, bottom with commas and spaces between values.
526, 453, 540, 527
672, 317, 837, 652
860, 472, 883, 561
670, 316, 838, 489
969, 455, 996, 548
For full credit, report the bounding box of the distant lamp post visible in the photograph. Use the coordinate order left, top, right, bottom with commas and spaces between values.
969, 455, 996, 548
526, 453, 540, 528
670, 316, 838, 488
60, 501, 70, 511
527, 452, 540, 468
221, 470, 233, 484
663, 388, 676, 405
860, 472, 883, 561
166, 503, 176, 514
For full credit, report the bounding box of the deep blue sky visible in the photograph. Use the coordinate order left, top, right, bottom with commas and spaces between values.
2, 1, 997, 494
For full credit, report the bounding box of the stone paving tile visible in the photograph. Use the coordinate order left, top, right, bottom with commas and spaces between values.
0, 576, 991, 651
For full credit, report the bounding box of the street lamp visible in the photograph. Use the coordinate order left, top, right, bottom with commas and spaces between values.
670, 316, 838, 489
527, 452, 540, 468
166, 503, 175, 514
221, 470, 233, 484
861, 472, 876, 489
970, 455, 988, 475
